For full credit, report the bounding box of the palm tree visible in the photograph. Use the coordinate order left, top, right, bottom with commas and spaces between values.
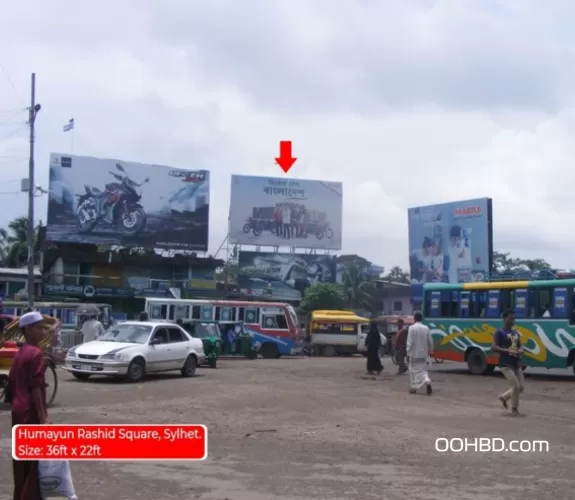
0, 227, 8, 265
1, 217, 45, 268
4, 217, 29, 268
341, 262, 379, 314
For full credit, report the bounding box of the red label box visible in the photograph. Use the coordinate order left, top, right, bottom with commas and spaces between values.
12, 424, 208, 461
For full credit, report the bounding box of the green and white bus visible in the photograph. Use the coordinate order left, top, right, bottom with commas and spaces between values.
423, 279, 575, 376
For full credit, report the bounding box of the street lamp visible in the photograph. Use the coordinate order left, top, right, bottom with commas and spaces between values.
26, 73, 41, 309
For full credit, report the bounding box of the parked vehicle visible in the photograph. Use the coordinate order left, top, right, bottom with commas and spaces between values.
63, 321, 205, 382
76, 162, 149, 236
145, 298, 301, 358
180, 320, 221, 368
309, 310, 384, 356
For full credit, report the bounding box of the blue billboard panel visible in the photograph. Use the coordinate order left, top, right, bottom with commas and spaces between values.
408, 198, 493, 284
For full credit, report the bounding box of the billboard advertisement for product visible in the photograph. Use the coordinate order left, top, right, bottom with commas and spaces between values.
237, 251, 336, 301
407, 198, 493, 284
46, 153, 210, 250
229, 175, 343, 250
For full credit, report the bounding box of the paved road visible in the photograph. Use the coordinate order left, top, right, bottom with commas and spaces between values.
1, 358, 574, 499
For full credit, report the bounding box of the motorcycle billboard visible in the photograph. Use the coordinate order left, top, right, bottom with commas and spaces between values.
229, 175, 343, 250
46, 153, 210, 251
237, 251, 336, 301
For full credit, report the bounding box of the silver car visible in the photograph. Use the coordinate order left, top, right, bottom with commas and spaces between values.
63, 321, 205, 382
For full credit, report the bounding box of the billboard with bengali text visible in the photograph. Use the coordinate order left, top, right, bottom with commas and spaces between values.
229, 175, 343, 249
407, 198, 493, 284
46, 153, 210, 251
237, 251, 336, 301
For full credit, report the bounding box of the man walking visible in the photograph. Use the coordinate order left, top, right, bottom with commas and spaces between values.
394, 319, 408, 375
406, 312, 433, 394
492, 309, 524, 416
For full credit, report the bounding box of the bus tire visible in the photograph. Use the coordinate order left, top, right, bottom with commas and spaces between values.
467, 348, 488, 375
260, 343, 280, 359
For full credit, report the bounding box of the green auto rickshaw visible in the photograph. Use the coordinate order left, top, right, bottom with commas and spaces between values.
181, 320, 221, 368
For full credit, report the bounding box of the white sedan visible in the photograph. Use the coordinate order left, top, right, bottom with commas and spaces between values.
63, 321, 205, 382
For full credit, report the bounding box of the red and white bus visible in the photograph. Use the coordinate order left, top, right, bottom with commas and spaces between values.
144, 298, 301, 358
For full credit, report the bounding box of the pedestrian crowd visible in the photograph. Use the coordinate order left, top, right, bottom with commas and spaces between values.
365, 309, 526, 412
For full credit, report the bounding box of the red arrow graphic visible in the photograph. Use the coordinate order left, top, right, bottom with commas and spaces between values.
275, 141, 297, 173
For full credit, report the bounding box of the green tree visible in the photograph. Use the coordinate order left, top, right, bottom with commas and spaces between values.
341, 261, 379, 313
493, 251, 551, 273
0, 217, 45, 268
215, 245, 240, 284
383, 265, 410, 284
300, 282, 346, 311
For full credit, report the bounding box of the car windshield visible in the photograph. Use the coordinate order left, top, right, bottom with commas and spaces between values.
98, 324, 152, 344
193, 323, 220, 339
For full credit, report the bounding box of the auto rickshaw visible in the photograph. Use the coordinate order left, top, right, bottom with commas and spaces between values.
179, 319, 222, 368
0, 313, 60, 406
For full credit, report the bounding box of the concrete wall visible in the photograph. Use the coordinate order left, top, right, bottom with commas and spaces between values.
380, 286, 412, 315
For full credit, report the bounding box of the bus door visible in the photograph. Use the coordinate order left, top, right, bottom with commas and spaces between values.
514, 289, 528, 318
552, 287, 567, 318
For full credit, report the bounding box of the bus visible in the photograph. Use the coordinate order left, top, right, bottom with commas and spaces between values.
423, 279, 575, 376
0, 300, 113, 333
144, 298, 301, 358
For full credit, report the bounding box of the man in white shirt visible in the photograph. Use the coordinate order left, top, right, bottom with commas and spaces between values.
282, 205, 292, 239
81, 315, 106, 343
406, 311, 434, 395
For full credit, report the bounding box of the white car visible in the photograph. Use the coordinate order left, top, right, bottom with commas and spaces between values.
63, 321, 205, 382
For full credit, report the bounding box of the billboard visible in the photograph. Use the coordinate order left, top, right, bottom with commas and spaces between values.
237, 251, 336, 301
407, 198, 493, 284
46, 153, 210, 251
229, 175, 343, 250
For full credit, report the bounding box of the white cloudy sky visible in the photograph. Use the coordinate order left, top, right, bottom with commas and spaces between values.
2, 0, 575, 270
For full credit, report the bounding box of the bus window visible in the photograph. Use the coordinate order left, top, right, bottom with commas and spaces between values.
150, 304, 167, 320
514, 289, 528, 318
220, 307, 234, 322
487, 290, 500, 318
440, 292, 451, 317
262, 313, 289, 330
200, 306, 213, 320
552, 287, 567, 319
170, 305, 189, 321
262, 314, 279, 329
214, 307, 220, 321
459, 291, 470, 317
470, 292, 486, 317
244, 308, 259, 324
192, 306, 201, 320
499, 290, 515, 312
535, 288, 552, 318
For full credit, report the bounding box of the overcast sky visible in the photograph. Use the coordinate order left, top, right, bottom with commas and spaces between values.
1, 0, 575, 270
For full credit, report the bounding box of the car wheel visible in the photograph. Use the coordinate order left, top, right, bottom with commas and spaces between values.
181, 355, 197, 377
126, 358, 145, 383
72, 372, 91, 381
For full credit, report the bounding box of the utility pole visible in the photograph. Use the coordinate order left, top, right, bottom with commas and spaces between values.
27, 73, 41, 309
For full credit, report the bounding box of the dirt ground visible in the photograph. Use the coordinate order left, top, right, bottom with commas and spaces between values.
1, 357, 574, 499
